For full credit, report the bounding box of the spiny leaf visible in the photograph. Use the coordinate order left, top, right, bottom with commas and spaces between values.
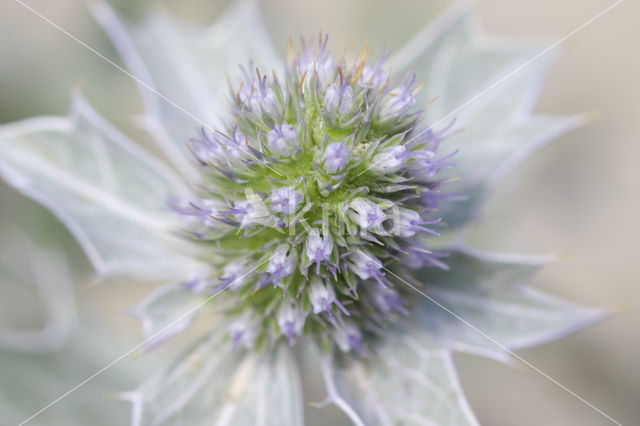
93, 0, 282, 181
391, 1, 583, 230
0, 95, 197, 280
415, 246, 607, 362
317, 334, 479, 426
124, 328, 304, 426
128, 282, 205, 352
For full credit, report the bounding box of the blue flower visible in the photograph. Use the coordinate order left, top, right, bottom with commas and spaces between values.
322, 141, 350, 174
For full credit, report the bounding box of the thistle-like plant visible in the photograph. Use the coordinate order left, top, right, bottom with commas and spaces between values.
0, 1, 608, 425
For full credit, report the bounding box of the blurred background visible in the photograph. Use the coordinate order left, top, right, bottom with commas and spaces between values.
0, 0, 637, 424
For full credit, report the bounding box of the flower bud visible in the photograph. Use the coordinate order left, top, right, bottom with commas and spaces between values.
390, 207, 440, 238
322, 141, 350, 174
391, 208, 421, 238
277, 301, 306, 344
409, 148, 438, 180
270, 185, 303, 214
325, 82, 354, 116
267, 244, 297, 286
378, 73, 417, 119
232, 193, 271, 229
305, 229, 333, 273
239, 74, 279, 116
371, 145, 409, 174
348, 249, 385, 285
297, 35, 336, 87
228, 313, 258, 349
170, 197, 225, 232
267, 124, 298, 157
190, 129, 225, 164
308, 276, 347, 315
224, 129, 252, 167
219, 258, 250, 290
349, 197, 387, 231
370, 286, 408, 315
333, 321, 365, 355
316, 54, 335, 86
360, 63, 388, 88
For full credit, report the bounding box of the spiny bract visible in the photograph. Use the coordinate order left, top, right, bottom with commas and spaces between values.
171, 35, 456, 353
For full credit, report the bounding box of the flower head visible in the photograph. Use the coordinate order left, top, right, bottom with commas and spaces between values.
170, 34, 452, 350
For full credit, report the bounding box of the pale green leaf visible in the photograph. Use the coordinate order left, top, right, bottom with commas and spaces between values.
129, 283, 204, 352
0, 207, 150, 424
0, 95, 196, 280
438, 112, 584, 229
0, 317, 150, 426
126, 329, 304, 426
415, 246, 607, 362
391, 2, 582, 229
94, 0, 282, 181
318, 333, 478, 426
391, 1, 544, 124
0, 229, 75, 352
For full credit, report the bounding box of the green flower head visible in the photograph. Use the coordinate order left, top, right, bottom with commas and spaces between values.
171, 33, 455, 352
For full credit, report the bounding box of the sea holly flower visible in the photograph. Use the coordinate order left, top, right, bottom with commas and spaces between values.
324, 81, 356, 116
348, 197, 387, 232
277, 300, 307, 344
266, 244, 298, 288
370, 144, 409, 174
377, 72, 418, 120
0, 1, 608, 425
305, 229, 333, 273
229, 312, 259, 349
333, 321, 366, 355
219, 258, 252, 291
237, 69, 280, 116
266, 123, 300, 157
322, 141, 350, 174
348, 249, 386, 286
270, 185, 304, 214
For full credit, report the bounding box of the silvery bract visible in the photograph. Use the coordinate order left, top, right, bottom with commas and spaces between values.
0, 228, 149, 425
0, 0, 607, 425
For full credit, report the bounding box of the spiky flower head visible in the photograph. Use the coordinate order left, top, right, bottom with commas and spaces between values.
172, 34, 453, 352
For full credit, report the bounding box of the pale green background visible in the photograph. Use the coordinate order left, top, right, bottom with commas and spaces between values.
0, 0, 638, 425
